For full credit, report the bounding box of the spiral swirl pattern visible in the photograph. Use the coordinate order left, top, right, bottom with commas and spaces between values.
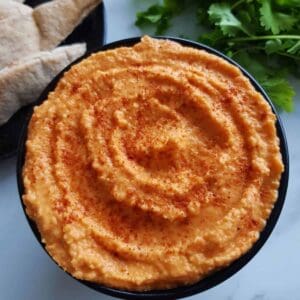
23, 37, 283, 290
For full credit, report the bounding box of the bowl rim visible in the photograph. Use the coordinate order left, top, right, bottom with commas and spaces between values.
16, 36, 289, 300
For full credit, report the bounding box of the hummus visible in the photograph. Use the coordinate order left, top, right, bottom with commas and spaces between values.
23, 36, 284, 291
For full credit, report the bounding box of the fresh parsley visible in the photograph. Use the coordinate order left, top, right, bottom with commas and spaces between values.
135, 0, 300, 112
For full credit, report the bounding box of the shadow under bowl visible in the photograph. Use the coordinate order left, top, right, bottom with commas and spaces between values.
17, 36, 289, 300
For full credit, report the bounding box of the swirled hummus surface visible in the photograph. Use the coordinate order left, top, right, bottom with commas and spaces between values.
23, 36, 284, 291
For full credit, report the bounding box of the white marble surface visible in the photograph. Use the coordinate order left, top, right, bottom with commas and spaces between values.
0, 1, 299, 299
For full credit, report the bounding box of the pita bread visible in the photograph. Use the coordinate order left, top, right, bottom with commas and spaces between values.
0, 0, 25, 3
0, 43, 86, 125
33, 0, 101, 50
0, 2, 30, 21
0, 3, 35, 69
0, 12, 40, 69
0, 0, 100, 68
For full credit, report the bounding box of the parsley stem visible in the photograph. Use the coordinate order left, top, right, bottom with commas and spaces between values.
231, 46, 265, 57
277, 52, 300, 60
229, 35, 300, 42
231, 0, 247, 10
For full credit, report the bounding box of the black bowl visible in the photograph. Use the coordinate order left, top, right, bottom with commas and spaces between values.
17, 37, 289, 300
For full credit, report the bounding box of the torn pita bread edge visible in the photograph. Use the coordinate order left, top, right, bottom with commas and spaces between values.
0, 43, 86, 125
33, 0, 102, 50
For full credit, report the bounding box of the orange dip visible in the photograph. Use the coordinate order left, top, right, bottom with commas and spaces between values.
23, 36, 284, 291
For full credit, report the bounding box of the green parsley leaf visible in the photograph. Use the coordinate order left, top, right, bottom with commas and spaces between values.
163, 0, 185, 13
259, 0, 298, 34
135, 5, 171, 34
208, 3, 251, 37
287, 41, 300, 55
261, 78, 295, 112
265, 39, 283, 54
135, 0, 184, 35
135, 0, 300, 112
265, 39, 300, 56
233, 51, 295, 111
198, 29, 224, 47
275, 0, 300, 7
233, 51, 270, 82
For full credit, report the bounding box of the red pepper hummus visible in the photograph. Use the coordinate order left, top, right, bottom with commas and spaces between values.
23, 36, 284, 291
